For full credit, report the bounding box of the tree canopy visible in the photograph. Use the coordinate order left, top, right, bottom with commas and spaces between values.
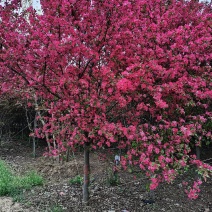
0, 0, 212, 200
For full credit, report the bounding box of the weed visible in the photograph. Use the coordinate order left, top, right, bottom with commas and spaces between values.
107, 168, 120, 186
0, 160, 43, 197
18, 171, 44, 188
69, 175, 83, 185
12, 191, 25, 202
50, 205, 64, 212
0, 160, 13, 195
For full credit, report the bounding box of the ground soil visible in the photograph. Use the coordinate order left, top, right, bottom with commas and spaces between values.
0, 139, 211, 212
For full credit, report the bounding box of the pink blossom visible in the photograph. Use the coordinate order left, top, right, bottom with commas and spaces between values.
156, 99, 168, 109
150, 178, 159, 190
117, 78, 135, 92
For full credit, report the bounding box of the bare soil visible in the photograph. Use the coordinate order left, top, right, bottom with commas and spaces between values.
0, 139, 211, 212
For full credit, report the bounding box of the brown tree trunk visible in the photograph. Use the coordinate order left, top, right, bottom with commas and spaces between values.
83, 142, 90, 204
196, 146, 201, 179
196, 146, 201, 160
66, 146, 70, 162
32, 112, 38, 158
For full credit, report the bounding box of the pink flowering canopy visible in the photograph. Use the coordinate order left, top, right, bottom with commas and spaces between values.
0, 0, 212, 199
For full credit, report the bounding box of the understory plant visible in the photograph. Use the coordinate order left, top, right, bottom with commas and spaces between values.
107, 168, 120, 186
0, 160, 43, 196
69, 175, 83, 185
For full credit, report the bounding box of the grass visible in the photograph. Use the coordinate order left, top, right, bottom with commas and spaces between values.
0, 160, 43, 196
69, 175, 83, 185
49, 205, 64, 212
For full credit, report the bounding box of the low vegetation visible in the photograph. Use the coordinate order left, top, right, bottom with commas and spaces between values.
69, 175, 83, 185
0, 160, 43, 196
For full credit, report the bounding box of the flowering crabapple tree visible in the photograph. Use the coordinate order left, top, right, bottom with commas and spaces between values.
1, 0, 212, 202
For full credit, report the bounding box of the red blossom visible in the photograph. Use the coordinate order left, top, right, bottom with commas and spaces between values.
0, 0, 211, 199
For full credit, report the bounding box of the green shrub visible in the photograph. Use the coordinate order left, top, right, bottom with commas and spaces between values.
69, 175, 83, 185
0, 160, 43, 196
19, 171, 44, 188
0, 161, 13, 195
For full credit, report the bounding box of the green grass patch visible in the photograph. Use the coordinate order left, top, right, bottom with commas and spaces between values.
0, 160, 43, 196
69, 175, 83, 185
49, 205, 64, 212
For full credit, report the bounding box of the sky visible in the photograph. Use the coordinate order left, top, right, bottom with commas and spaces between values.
32, 0, 210, 10
0, 0, 211, 12
32, 0, 41, 11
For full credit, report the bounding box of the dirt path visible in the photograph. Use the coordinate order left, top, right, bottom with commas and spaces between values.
0, 197, 29, 212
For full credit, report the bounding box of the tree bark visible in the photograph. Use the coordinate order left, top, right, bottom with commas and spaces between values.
66, 146, 70, 162
0, 129, 2, 147
196, 146, 201, 180
32, 112, 38, 158
196, 146, 201, 160
83, 142, 90, 204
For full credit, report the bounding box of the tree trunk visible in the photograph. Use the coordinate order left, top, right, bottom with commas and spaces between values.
196, 146, 201, 179
196, 146, 201, 160
83, 142, 90, 204
32, 112, 38, 158
0, 129, 2, 147
66, 146, 70, 162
